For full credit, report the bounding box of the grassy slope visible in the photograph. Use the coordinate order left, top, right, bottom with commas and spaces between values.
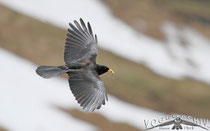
102, 0, 210, 41
61, 108, 140, 131
1, 5, 210, 120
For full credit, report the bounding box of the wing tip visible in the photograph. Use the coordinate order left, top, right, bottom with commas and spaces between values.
79, 18, 84, 23
87, 22, 93, 34
78, 95, 107, 112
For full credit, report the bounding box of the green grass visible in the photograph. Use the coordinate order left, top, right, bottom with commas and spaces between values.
1, 5, 210, 119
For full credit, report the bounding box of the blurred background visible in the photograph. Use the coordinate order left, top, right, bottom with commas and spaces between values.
0, 0, 210, 131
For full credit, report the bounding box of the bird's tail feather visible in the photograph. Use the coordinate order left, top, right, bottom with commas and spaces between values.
36, 66, 68, 79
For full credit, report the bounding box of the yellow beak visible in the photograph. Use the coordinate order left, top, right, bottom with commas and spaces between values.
108, 69, 114, 74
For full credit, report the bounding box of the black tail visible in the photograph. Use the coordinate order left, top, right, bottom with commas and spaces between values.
36, 66, 68, 79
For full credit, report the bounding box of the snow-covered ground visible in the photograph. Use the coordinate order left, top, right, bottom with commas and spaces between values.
1, 0, 210, 84
1, 48, 207, 131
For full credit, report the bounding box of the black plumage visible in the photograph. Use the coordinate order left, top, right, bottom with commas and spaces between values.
36, 18, 114, 112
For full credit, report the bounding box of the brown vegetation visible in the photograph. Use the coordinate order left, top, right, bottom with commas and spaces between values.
61, 108, 141, 131
102, 0, 210, 41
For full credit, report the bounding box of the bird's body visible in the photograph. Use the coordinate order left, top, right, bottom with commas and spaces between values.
36, 18, 114, 112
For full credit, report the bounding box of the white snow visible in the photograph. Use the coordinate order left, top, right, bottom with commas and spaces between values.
0, 49, 97, 131
0, 48, 208, 131
162, 23, 210, 82
1, 0, 210, 84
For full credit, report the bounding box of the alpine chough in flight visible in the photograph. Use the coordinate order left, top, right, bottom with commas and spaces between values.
36, 18, 114, 112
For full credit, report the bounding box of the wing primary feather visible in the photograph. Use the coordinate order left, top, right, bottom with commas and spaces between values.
80, 91, 94, 107
66, 36, 84, 46
69, 22, 86, 38
90, 92, 100, 112
86, 94, 98, 112
74, 90, 87, 101
70, 82, 86, 94
82, 91, 95, 109
87, 22, 93, 37
80, 18, 88, 32
94, 91, 101, 109
65, 42, 83, 48
72, 84, 88, 97
77, 87, 91, 103
102, 95, 105, 105
95, 34, 98, 44
69, 23, 87, 41
74, 83, 91, 93
72, 86, 86, 97
67, 33, 85, 43
96, 95, 103, 109
96, 92, 103, 109
67, 29, 86, 42
68, 27, 86, 42
74, 20, 89, 38
76, 89, 90, 102
105, 93, 108, 101
97, 103, 102, 109
71, 84, 86, 94
66, 39, 84, 47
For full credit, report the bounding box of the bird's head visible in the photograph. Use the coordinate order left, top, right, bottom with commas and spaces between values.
95, 65, 114, 75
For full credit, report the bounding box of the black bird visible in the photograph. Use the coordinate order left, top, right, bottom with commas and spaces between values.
36, 18, 114, 112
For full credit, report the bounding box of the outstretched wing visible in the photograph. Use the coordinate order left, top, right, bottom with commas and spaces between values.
68, 69, 108, 112
64, 18, 98, 66
146, 120, 174, 130
182, 120, 208, 130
